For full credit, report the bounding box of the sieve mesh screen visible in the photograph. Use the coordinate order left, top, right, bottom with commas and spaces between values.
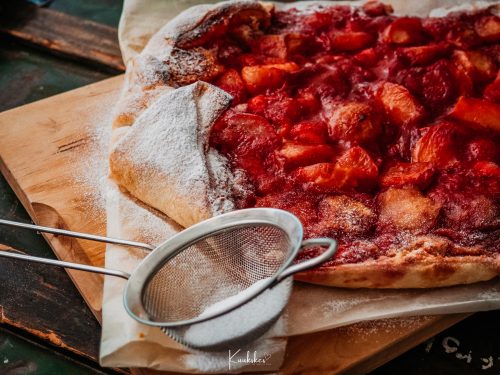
142, 224, 291, 323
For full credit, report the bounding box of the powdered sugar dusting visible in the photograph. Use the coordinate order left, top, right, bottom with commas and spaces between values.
134, 54, 170, 87
181, 277, 291, 350
70, 96, 113, 224
476, 289, 500, 300
338, 316, 434, 338
319, 293, 379, 315
111, 184, 182, 246
109, 81, 245, 228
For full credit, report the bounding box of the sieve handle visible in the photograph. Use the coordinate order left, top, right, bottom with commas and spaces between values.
0, 219, 155, 251
276, 238, 337, 281
0, 248, 130, 279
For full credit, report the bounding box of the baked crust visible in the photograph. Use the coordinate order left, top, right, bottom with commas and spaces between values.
110, 0, 500, 288
109, 81, 246, 228
297, 235, 500, 288
296, 257, 500, 288
296, 230, 500, 288
112, 0, 272, 129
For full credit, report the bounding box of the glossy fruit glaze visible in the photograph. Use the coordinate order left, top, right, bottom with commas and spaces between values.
205, 2, 500, 265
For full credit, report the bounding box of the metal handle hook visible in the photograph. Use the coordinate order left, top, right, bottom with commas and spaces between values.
276, 237, 337, 282
0, 249, 130, 279
0, 219, 155, 251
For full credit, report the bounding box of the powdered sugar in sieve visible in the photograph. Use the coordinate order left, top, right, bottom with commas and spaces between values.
173, 277, 293, 351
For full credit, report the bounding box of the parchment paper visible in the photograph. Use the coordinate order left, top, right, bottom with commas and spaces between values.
101, 0, 500, 373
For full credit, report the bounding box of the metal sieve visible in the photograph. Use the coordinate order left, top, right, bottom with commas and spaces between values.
0, 208, 337, 351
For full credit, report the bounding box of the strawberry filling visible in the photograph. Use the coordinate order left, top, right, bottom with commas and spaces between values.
203, 3, 500, 265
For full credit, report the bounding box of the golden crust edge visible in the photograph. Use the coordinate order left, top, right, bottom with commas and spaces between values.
111, 0, 272, 130
295, 254, 500, 288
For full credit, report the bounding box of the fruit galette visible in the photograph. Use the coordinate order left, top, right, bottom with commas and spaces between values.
110, 1, 500, 288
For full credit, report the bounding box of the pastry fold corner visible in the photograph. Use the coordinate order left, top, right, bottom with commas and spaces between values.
109, 81, 235, 228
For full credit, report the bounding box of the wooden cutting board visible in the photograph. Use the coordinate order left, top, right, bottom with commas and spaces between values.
0, 76, 468, 374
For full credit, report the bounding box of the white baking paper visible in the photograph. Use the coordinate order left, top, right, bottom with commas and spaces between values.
100, 0, 500, 373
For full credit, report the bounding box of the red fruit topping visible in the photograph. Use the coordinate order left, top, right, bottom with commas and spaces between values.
276, 142, 336, 170
377, 82, 425, 126
215, 69, 247, 105
380, 162, 435, 189
412, 123, 459, 169
378, 188, 441, 232
326, 101, 382, 144
329, 31, 375, 52
332, 146, 379, 191
289, 120, 329, 144
449, 96, 500, 132
383, 18, 425, 46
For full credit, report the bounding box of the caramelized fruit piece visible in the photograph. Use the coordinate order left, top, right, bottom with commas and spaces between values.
412, 123, 459, 169
329, 31, 375, 52
362, 1, 393, 17
230, 24, 259, 47
326, 102, 382, 144
210, 112, 277, 154
247, 95, 301, 125
421, 60, 457, 111
316, 195, 376, 237
450, 60, 475, 96
263, 62, 299, 73
241, 65, 285, 94
475, 15, 500, 42
354, 47, 379, 66
378, 188, 441, 232
215, 69, 247, 105
285, 33, 308, 55
300, 6, 352, 33
254, 34, 287, 59
276, 142, 336, 170
449, 96, 500, 132
474, 160, 500, 176
377, 82, 424, 126
332, 146, 379, 191
383, 17, 424, 46
453, 50, 496, 83
422, 17, 456, 40
289, 120, 329, 144
401, 44, 446, 66
241, 62, 299, 94
295, 162, 336, 189
441, 194, 499, 230
217, 41, 244, 66
380, 162, 435, 189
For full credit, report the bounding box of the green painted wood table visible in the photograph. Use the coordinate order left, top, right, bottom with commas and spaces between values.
0, 1, 499, 374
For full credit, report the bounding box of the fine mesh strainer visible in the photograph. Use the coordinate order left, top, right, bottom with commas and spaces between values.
0, 208, 337, 351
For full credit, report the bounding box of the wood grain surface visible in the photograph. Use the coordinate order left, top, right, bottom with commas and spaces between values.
0, 75, 469, 374
0, 2, 124, 72
0, 244, 102, 362
0, 76, 123, 319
